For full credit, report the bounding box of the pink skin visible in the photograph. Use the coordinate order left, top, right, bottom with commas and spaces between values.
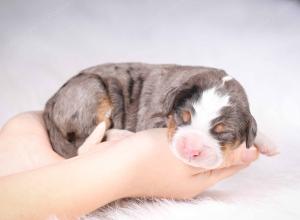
173, 130, 222, 168
176, 134, 205, 160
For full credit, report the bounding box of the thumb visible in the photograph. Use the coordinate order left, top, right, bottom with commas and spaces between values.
78, 121, 107, 155
209, 164, 249, 182
191, 164, 248, 189
190, 165, 248, 193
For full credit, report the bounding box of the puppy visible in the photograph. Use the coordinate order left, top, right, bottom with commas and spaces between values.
43, 63, 277, 168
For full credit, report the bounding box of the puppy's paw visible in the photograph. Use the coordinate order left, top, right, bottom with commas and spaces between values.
255, 132, 279, 156
257, 144, 279, 156
105, 129, 134, 142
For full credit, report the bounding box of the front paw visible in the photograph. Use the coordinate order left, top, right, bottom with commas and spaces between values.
255, 132, 279, 156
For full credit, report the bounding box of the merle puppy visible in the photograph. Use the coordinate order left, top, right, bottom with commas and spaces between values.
43, 63, 277, 168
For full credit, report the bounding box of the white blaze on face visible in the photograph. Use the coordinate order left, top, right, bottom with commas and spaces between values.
191, 87, 230, 134
171, 81, 232, 168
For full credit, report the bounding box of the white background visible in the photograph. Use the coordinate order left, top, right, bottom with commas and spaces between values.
1, 0, 300, 219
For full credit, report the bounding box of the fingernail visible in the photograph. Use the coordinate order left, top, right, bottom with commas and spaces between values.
242, 147, 257, 163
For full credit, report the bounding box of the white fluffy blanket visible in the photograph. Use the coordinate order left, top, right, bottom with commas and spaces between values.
1, 0, 299, 219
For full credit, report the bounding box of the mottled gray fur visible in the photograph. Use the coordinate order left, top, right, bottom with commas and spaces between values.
43, 63, 256, 158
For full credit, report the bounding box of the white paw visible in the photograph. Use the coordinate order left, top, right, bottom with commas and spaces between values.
255, 132, 279, 156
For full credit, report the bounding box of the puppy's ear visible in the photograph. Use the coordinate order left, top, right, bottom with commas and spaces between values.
246, 115, 257, 148
163, 85, 200, 115
163, 88, 181, 115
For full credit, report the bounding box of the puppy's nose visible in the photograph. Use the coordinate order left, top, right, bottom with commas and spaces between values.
175, 132, 205, 160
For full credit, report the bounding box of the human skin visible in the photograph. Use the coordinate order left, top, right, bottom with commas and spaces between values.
0, 112, 259, 220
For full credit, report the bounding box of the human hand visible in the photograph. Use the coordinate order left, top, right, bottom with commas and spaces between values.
0, 112, 258, 202
115, 128, 258, 199
78, 122, 259, 200
0, 112, 64, 177
0, 112, 260, 219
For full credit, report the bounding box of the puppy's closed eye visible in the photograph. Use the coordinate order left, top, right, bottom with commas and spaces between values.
212, 123, 236, 142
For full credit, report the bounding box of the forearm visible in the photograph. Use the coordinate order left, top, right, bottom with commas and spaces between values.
0, 110, 261, 220
0, 146, 130, 220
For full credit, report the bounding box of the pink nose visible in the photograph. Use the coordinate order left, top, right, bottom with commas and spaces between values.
175, 132, 205, 160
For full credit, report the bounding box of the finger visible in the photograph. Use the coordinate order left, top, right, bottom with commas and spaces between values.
189, 164, 248, 193
78, 121, 106, 155
209, 164, 249, 182
105, 129, 134, 142
241, 146, 259, 163
221, 144, 259, 168
78, 140, 119, 156
189, 145, 258, 175
85, 122, 107, 145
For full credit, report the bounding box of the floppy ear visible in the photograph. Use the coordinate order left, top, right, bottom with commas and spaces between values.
163, 87, 182, 115
163, 85, 200, 115
246, 115, 257, 148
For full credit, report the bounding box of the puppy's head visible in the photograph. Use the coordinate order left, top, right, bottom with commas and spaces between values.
166, 75, 257, 169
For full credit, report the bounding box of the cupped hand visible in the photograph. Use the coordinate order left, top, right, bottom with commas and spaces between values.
0, 112, 259, 201
77, 122, 259, 200
108, 128, 258, 199
0, 112, 64, 177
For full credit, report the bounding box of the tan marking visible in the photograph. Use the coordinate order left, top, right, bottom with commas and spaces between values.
182, 110, 191, 123
97, 96, 113, 130
167, 114, 177, 142
221, 140, 241, 157
213, 123, 225, 133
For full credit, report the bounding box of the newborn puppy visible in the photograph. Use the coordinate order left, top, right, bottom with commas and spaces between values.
43, 63, 277, 168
